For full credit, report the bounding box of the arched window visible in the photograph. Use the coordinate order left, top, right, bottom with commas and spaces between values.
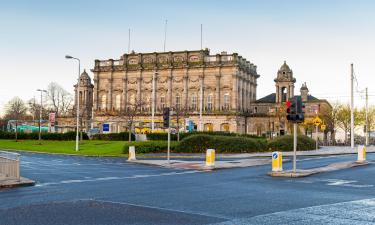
101, 95, 107, 110
115, 94, 121, 110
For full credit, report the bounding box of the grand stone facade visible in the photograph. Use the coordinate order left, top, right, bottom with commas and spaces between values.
71, 50, 331, 137
82, 49, 259, 133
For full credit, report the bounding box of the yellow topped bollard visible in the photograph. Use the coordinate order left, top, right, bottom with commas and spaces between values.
206, 149, 215, 168
128, 146, 136, 161
357, 145, 366, 162
272, 152, 283, 172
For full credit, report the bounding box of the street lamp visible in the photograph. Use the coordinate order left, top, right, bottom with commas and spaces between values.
65, 55, 80, 151
36, 89, 47, 142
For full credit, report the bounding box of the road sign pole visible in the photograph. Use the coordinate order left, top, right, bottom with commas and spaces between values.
167, 110, 171, 164
293, 123, 297, 172
316, 125, 318, 150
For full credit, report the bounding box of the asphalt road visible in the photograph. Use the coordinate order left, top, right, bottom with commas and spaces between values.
1, 151, 375, 225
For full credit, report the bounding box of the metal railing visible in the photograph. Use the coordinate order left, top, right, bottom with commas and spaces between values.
0, 151, 20, 180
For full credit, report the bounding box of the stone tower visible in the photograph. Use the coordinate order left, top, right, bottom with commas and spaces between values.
74, 69, 94, 131
300, 82, 309, 102
274, 61, 296, 103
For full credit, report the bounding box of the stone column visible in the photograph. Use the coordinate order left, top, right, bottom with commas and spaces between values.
231, 73, 238, 110
93, 72, 99, 110
215, 73, 221, 111
122, 71, 128, 111
238, 76, 243, 111
153, 72, 158, 112
167, 69, 173, 107
137, 78, 142, 103
107, 77, 113, 111
183, 69, 189, 109
275, 85, 279, 103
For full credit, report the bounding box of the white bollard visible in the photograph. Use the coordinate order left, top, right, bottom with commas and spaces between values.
128, 146, 136, 161
357, 145, 366, 162
205, 149, 215, 168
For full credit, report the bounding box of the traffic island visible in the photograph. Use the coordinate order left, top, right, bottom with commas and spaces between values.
0, 177, 36, 188
129, 158, 276, 171
268, 161, 370, 178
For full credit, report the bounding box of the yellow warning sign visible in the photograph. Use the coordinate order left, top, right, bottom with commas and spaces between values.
313, 117, 322, 126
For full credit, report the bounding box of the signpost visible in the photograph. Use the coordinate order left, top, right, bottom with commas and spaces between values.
49, 112, 56, 133
313, 116, 322, 150
286, 96, 305, 172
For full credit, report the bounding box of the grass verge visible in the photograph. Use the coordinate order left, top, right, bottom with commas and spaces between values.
0, 139, 129, 157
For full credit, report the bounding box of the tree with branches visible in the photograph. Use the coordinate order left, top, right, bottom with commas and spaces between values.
119, 98, 146, 142
4, 97, 27, 141
46, 82, 73, 117
173, 105, 189, 141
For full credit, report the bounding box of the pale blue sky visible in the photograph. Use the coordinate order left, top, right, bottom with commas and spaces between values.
1, 0, 375, 114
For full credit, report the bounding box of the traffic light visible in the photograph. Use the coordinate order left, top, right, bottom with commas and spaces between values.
286, 96, 305, 123
163, 107, 170, 128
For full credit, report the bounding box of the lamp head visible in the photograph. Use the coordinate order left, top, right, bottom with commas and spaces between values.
65, 55, 73, 59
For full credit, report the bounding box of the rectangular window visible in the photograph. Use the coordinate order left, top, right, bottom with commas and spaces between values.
191, 96, 197, 110
207, 94, 213, 111
175, 95, 181, 109
224, 94, 230, 109
160, 96, 165, 109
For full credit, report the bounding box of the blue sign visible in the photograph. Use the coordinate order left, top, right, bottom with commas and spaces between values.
272, 152, 278, 159
103, 123, 110, 132
188, 120, 195, 132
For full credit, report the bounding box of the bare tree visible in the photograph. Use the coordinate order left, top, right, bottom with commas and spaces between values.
173, 105, 189, 141
5, 97, 27, 141
46, 82, 73, 117
119, 98, 146, 142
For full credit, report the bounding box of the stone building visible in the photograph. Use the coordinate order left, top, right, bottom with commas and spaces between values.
249, 61, 332, 137
82, 49, 259, 133
71, 50, 331, 137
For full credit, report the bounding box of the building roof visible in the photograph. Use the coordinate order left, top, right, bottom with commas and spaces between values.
255, 93, 319, 103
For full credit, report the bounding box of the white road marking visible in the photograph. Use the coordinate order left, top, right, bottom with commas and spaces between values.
35, 170, 201, 187
211, 198, 375, 225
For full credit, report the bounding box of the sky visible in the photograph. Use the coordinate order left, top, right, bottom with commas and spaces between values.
1, 0, 375, 115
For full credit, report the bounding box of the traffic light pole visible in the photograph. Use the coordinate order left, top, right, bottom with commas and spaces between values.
316, 125, 318, 150
167, 110, 171, 164
293, 123, 297, 172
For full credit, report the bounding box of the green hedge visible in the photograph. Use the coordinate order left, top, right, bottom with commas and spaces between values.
267, 135, 316, 151
92, 132, 135, 141
146, 131, 264, 141
0, 131, 89, 140
122, 141, 178, 154
174, 134, 268, 153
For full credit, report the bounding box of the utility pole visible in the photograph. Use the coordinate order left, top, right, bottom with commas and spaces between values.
200, 24, 203, 49
163, 20, 167, 52
128, 28, 131, 54
167, 109, 171, 164
365, 87, 369, 146
37, 89, 47, 142
350, 63, 354, 148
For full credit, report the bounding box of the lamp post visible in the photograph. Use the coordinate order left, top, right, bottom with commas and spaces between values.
65, 55, 80, 151
36, 89, 47, 141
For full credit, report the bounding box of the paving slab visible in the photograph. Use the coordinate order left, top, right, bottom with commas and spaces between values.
0, 177, 36, 188
268, 161, 370, 178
